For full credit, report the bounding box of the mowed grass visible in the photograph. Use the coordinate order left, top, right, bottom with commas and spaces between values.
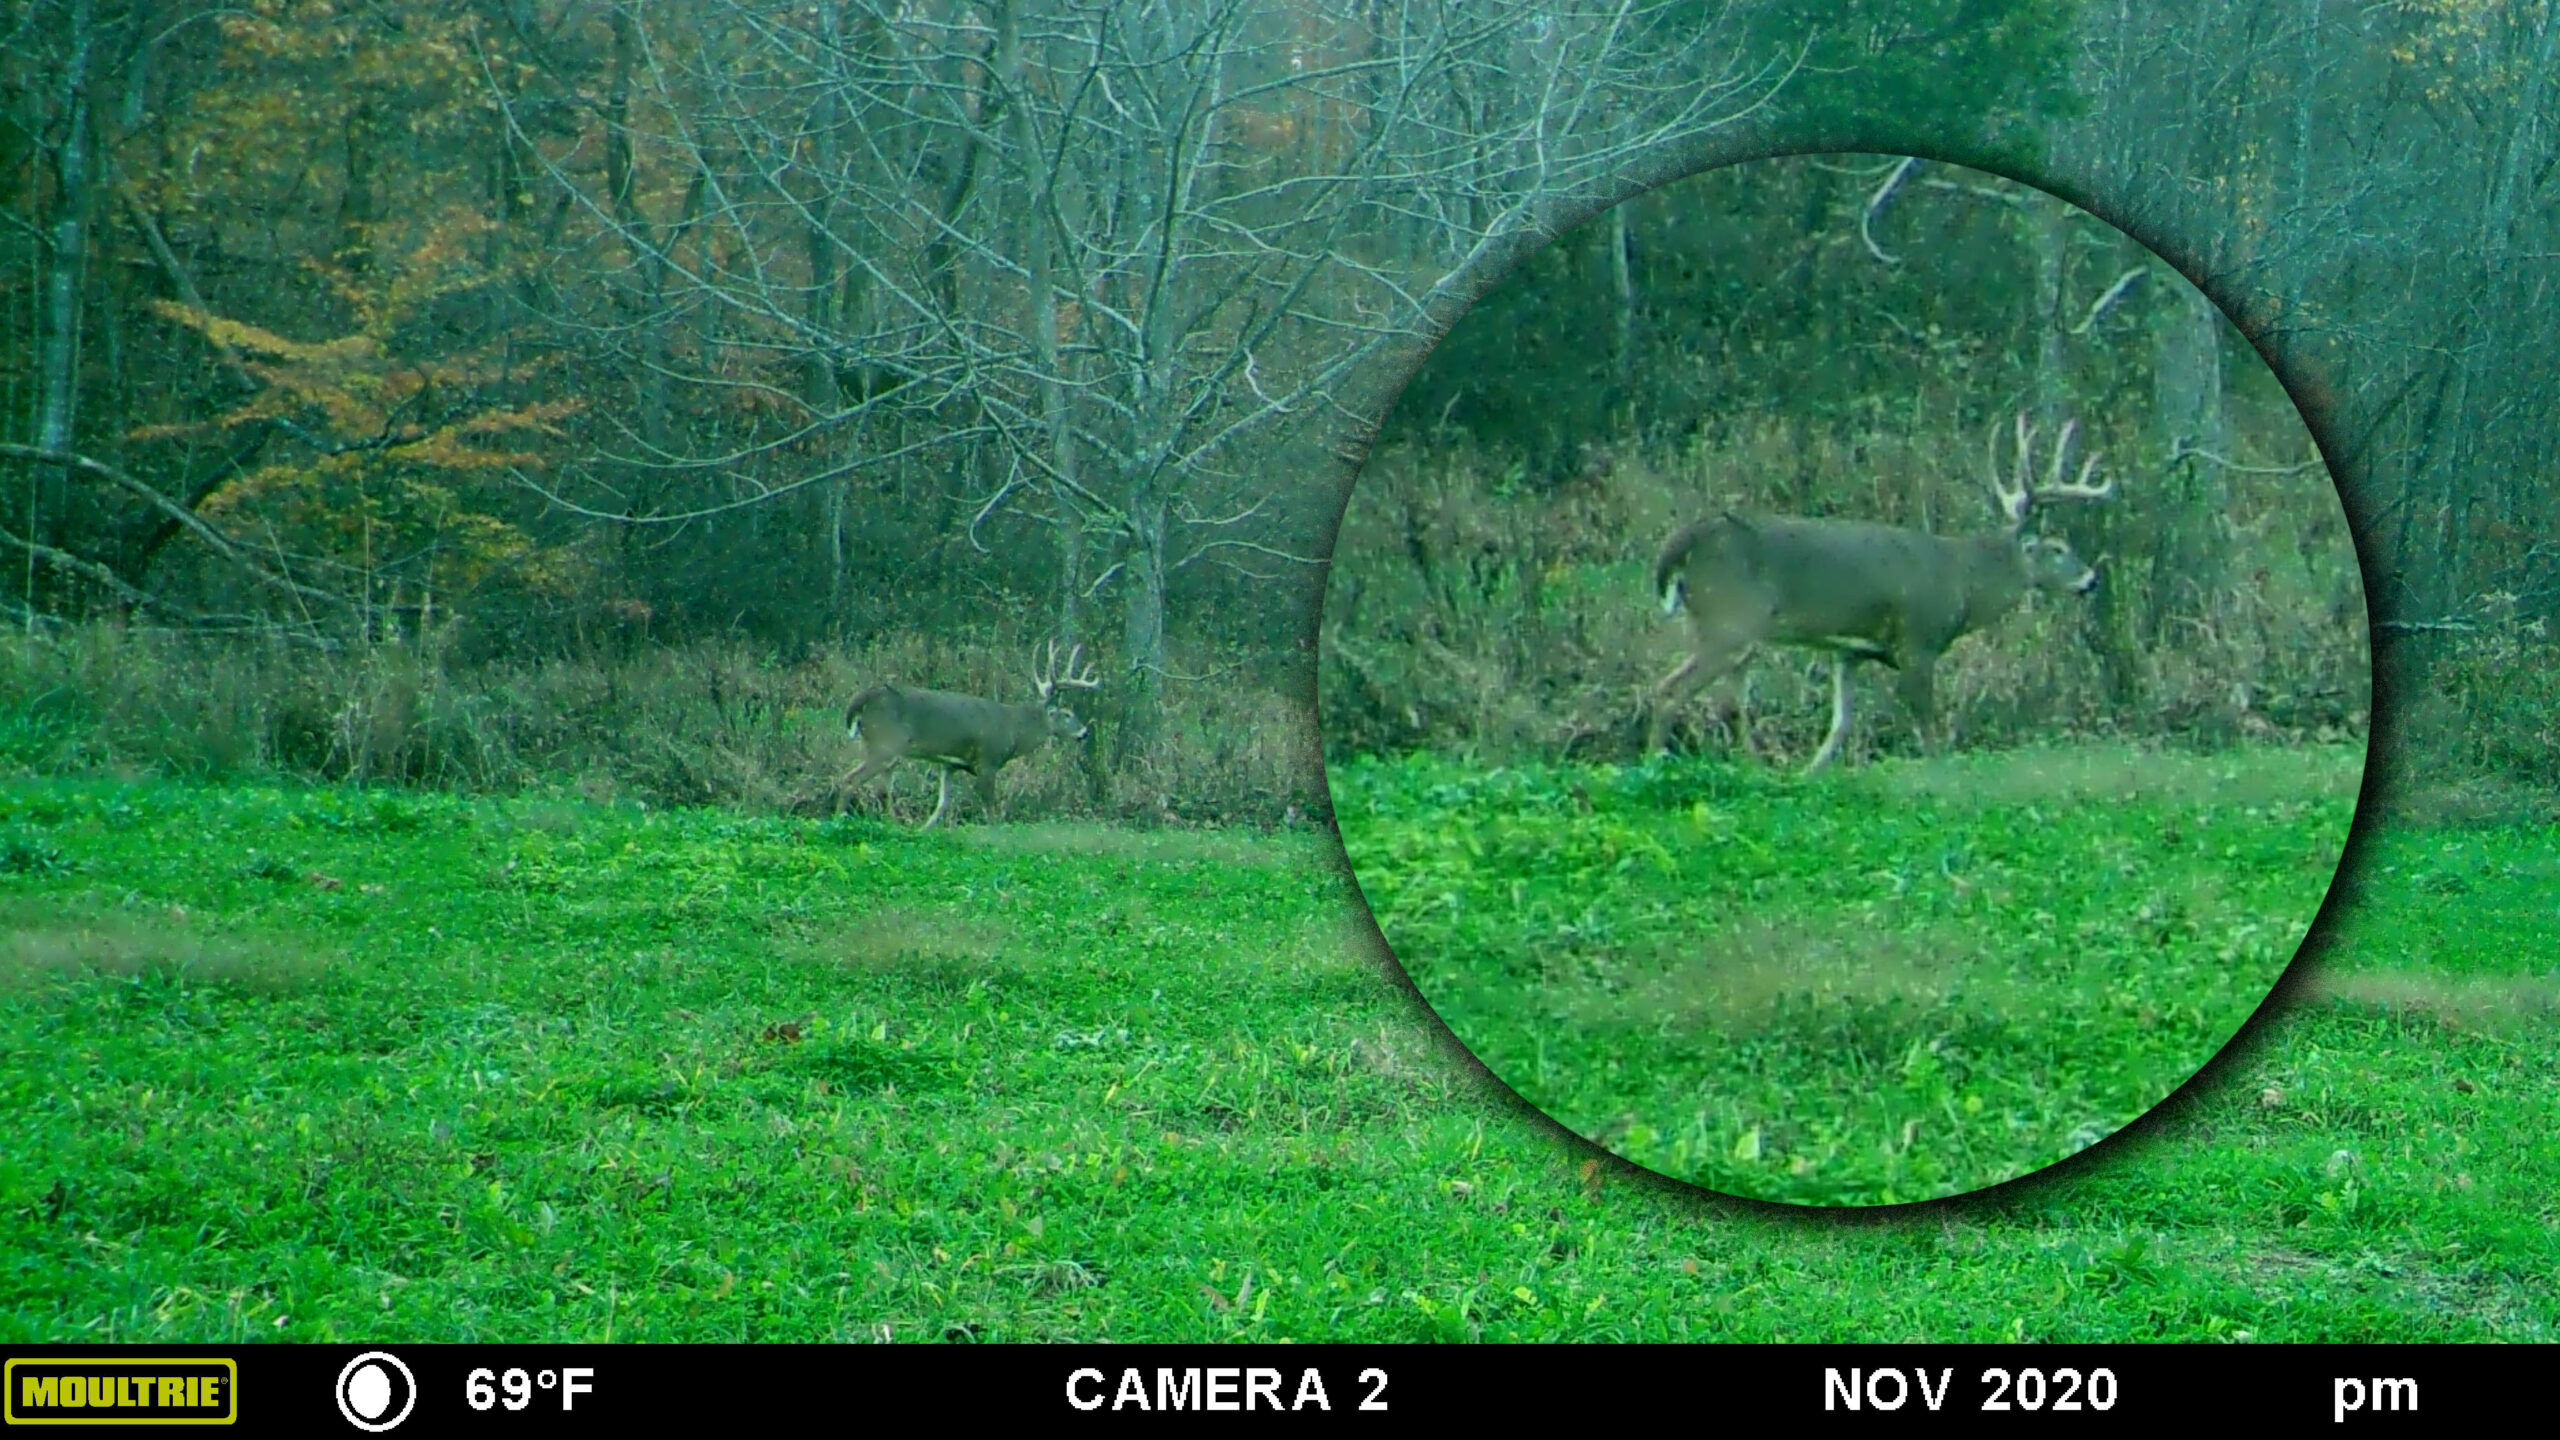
1, 769, 2554, 1343
1331, 744, 2363, 1204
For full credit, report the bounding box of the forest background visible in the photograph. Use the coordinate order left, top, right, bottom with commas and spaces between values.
1323, 154, 2364, 769
3, 0, 2553, 821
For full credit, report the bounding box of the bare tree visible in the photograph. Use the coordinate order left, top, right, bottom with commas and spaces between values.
2057, 0, 2560, 656
491, 0, 1789, 754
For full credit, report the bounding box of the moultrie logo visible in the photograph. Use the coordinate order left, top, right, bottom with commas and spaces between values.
5, 1357, 238, 1424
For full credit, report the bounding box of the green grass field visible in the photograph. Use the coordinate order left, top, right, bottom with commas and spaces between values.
2, 767, 2554, 1343
1330, 744, 2364, 1204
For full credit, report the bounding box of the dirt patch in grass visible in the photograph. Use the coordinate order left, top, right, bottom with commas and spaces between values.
825, 906, 1017, 980
484, 798, 588, 835
2302, 967, 2560, 1030
2225, 1244, 2556, 1338
950, 820, 1298, 867
2375, 777, 2560, 829
0, 906, 327, 995
1347, 1022, 1446, 1091
1573, 915, 1997, 1034
1850, 743, 2366, 810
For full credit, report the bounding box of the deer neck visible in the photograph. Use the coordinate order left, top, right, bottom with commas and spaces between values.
1010, 703, 1056, 761
1953, 530, 2034, 638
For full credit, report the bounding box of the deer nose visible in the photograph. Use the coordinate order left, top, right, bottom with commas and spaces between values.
2072, 570, 2100, 595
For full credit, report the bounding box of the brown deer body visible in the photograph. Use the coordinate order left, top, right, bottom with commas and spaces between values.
1649, 414, 2116, 770
841, 641, 1101, 826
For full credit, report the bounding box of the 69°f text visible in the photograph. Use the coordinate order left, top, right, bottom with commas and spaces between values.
1067, 1366, 1386, 1413
467, 1366, 597, 1413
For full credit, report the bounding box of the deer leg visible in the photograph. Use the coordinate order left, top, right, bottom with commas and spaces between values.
1649, 633, 1750, 754
1804, 654, 1853, 773
1704, 651, 1763, 755
838, 754, 890, 818
922, 768, 953, 829
1646, 653, 1702, 752
1896, 659, 1939, 758
975, 767, 1001, 825
1733, 669, 1763, 759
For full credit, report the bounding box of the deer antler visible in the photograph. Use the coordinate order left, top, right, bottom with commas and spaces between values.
1989, 411, 2114, 529
1990, 413, 2034, 527
2039, 416, 2113, 501
1031, 639, 1103, 704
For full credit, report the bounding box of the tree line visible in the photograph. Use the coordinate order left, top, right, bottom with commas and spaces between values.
4, 1, 2554, 802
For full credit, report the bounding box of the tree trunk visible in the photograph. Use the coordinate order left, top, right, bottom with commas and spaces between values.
996, 0, 1082, 650
33, 0, 98, 568
805, 183, 841, 631
2032, 192, 2142, 711
1117, 479, 1168, 765
2029, 193, 2066, 416
2151, 280, 2228, 636
1609, 199, 1636, 392
340, 93, 378, 274
603, 6, 701, 558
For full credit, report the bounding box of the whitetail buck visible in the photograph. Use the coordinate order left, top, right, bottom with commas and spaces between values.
1649, 413, 2117, 771
840, 640, 1102, 826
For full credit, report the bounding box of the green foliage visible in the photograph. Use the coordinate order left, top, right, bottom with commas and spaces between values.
1333, 743, 2362, 1204
1422, 1, 2090, 471
2411, 622, 2560, 790
0, 690, 85, 769
1752, 0, 2086, 158
238, 853, 300, 883
0, 832, 71, 877
1404, 130, 2095, 477
3, 773, 2553, 1343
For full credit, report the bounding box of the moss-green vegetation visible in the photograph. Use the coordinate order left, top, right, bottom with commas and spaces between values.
1332, 744, 2364, 1204
2, 772, 2552, 1342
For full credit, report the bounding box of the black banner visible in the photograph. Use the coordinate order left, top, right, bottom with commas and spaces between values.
0, 1344, 2523, 1431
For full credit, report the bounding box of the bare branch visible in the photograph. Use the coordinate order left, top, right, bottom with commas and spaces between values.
1860, 156, 1920, 266
0, 444, 342, 609
2064, 266, 2148, 335
2167, 440, 2329, 476
1170, 537, 1327, 573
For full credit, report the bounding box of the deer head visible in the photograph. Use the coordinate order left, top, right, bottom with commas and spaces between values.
1987, 412, 2115, 596
1029, 639, 1103, 740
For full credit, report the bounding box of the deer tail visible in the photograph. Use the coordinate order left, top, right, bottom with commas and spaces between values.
842, 684, 888, 738
1654, 512, 1753, 615
1653, 523, 1700, 614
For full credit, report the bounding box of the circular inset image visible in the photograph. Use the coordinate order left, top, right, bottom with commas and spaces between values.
1320, 154, 2370, 1206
